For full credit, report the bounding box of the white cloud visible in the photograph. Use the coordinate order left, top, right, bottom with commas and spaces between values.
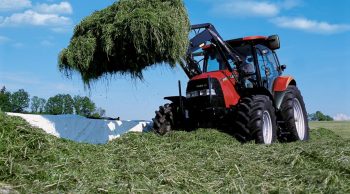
0, 0, 32, 11
211, 0, 301, 18
213, 0, 280, 17
0, 1, 73, 32
0, 10, 72, 27
0, 35, 10, 43
334, 114, 350, 121
34, 2, 72, 15
271, 17, 350, 34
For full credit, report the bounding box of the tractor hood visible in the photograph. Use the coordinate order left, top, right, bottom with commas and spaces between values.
188, 70, 240, 108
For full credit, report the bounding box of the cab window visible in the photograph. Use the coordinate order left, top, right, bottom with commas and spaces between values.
266, 50, 279, 73
234, 44, 255, 75
207, 52, 221, 72
256, 49, 267, 78
256, 45, 280, 90
204, 48, 227, 72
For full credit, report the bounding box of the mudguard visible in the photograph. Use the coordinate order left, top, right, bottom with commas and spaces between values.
164, 96, 186, 106
273, 76, 296, 92
273, 76, 296, 109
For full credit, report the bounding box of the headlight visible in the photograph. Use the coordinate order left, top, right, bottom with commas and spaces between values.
186, 91, 198, 98
200, 89, 216, 96
186, 89, 216, 98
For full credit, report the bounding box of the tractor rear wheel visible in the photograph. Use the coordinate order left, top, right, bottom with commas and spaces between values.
233, 95, 277, 144
279, 85, 309, 142
152, 104, 175, 135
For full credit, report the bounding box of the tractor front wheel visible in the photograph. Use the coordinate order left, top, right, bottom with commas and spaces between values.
233, 95, 277, 144
152, 104, 175, 135
279, 85, 309, 142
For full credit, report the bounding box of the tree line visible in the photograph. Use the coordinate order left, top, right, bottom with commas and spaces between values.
0, 86, 105, 118
308, 111, 334, 121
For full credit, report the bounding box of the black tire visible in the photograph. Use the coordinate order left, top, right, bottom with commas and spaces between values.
152, 104, 174, 135
279, 85, 309, 142
233, 95, 277, 144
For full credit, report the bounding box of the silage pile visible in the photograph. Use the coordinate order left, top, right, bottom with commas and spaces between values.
59, 0, 190, 85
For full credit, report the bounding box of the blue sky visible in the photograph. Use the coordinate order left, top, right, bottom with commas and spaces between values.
0, 0, 349, 120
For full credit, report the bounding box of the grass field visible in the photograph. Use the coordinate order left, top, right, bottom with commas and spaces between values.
1, 112, 350, 193
310, 121, 350, 139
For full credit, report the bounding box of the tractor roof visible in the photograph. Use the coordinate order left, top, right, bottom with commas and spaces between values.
200, 36, 269, 51
226, 35, 280, 50
226, 36, 268, 47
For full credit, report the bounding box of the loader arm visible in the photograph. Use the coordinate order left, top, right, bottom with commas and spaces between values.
180, 23, 243, 79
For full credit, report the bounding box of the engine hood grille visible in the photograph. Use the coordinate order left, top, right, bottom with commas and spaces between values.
186, 78, 225, 108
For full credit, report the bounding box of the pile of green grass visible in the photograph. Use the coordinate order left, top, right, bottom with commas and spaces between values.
1, 112, 350, 193
59, 0, 190, 85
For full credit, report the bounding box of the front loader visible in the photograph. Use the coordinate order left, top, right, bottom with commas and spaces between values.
152, 23, 309, 144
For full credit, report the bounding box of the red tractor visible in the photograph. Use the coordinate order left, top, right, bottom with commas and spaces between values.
152, 23, 309, 144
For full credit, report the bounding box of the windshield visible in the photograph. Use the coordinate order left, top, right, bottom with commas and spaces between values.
233, 44, 255, 74
206, 49, 226, 72
203, 44, 254, 73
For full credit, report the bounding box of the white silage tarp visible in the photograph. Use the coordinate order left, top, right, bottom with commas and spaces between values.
7, 113, 152, 144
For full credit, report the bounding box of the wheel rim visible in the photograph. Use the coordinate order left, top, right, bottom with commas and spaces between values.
262, 111, 273, 144
293, 98, 306, 140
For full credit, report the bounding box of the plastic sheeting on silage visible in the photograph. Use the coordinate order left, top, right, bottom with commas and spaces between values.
7, 113, 152, 144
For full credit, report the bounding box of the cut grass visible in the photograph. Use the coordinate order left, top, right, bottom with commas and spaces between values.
1, 112, 350, 193
59, 0, 190, 85
310, 121, 350, 139
0, 182, 18, 194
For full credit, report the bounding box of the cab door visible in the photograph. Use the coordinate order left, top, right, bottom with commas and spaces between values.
256, 45, 280, 92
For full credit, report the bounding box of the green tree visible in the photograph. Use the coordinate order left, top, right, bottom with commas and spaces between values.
90, 107, 106, 119
38, 98, 46, 113
45, 94, 74, 115
310, 111, 334, 121
308, 113, 316, 121
0, 86, 12, 112
73, 95, 96, 117
63, 95, 74, 114
10, 89, 30, 113
31, 96, 46, 114
324, 115, 334, 121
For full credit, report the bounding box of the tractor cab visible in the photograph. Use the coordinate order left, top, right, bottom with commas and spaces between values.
188, 34, 283, 93
181, 23, 283, 93
226, 36, 283, 91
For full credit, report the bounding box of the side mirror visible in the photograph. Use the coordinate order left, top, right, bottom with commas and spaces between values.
267, 35, 280, 50
280, 64, 287, 71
